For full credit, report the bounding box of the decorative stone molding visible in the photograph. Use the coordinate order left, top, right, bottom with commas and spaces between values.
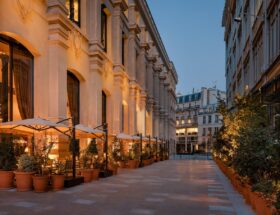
112, 0, 128, 11
17, 0, 32, 20
69, 30, 82, 58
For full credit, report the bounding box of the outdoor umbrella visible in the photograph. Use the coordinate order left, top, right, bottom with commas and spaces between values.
0, 117, 70, 134
75, 124, 104, 138
116, 133, 135, 140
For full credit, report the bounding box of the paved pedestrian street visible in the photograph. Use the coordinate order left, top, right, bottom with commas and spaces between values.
0, 159, 255, 215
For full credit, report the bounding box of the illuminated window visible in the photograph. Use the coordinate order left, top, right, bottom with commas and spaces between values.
66, 0, 81, 27
176, 120, 179, 125
0, 35, 34, 122
181, 119, 185, 124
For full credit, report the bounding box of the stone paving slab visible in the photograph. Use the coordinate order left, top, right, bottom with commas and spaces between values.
0, 160, 255, 215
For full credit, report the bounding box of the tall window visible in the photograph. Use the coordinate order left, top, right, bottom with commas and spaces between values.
101, 5, 107, 52
122, 32, 125, 66
253, 32, 263, 82
215, 115, 219, 123
102, 91, 107, 124
0, 35, 33, 122
66, 0, 81, 26
67, 72, 80, 125
268, 3, 280, 64
203, 116, 206, 124
208, 115, 212, 124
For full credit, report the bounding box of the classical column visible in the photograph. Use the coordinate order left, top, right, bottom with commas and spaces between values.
47, 0, 71, 158
127, 2, 139, 80
88, 0, 102, 50
153, 66, 161, 138
88, 54, 103, 128
47, 0, 70, 121
129, 83, 137, 135
112, 74, 123, 134
137, 92, 147, 136
112, 1, 127, 72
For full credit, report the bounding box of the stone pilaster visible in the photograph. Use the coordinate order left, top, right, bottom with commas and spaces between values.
147, 55, 156, 99
127, 2, 140, 80
112, 73, 124, 134
88, 0, 102, 52
128, 82, 137, 135
112, 0, 127, 72
47, 0, 70, 121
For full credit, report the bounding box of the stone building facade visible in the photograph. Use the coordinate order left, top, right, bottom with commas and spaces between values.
0, 0, 177, 154
176, 88, 225, 154
222, 0, 280, 119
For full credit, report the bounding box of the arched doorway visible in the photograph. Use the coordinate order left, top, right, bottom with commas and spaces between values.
67, 71, 80, 125
0, 35, 34, 122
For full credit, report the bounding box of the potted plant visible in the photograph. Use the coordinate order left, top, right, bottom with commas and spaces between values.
142, 152, 150, 166
14, 154, 37, 191
32, 156, 49, 193
127, 142, 140, 168
0, 141, 17, 189
32, 142, 54, 192
51, 161, 65, 191
80, 139, 99, 182
80, 151, 92, 183
91, 159, 100, 180
112, 137, 126, 168
108, 158, 118, 175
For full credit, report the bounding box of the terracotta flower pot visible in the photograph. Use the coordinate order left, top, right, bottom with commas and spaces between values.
143, 160, 150, 166
91, 169, 100, 180
118, 161, 126, 168
127, 160, 138, 169
14, 171, 35, 192
81, 169, 92, 183
33, 175, 49, 193
109, 167, 118, 175
51, 175, 65, 191
0, 170, 14, 189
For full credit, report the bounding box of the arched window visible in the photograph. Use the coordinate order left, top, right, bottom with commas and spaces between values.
67, 72, 80, 125
0, 35, 34, 122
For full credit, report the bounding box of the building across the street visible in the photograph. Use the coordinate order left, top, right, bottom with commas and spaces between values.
222, 0, 280, 122
175, 88, 226, 154
0, 0, 177, 158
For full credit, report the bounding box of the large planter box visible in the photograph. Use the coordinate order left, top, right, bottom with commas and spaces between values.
214, 158, 278, 215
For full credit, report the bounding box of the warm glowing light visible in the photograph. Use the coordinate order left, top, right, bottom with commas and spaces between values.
24, 147, 29, 153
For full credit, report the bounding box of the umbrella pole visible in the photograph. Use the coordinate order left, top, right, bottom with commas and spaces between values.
104, 123, 108, 173
140, 133, 142, 167
72, 126, 76, 179
156, 137, 158, 161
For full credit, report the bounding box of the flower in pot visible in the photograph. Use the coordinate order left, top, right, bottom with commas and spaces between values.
0, 141, 17, 189
108, 157, 119, 175
15, 154, 37, 192
51, 161, 65, 191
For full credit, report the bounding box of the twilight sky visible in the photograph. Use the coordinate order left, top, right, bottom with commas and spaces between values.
147, 0, 225, 95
